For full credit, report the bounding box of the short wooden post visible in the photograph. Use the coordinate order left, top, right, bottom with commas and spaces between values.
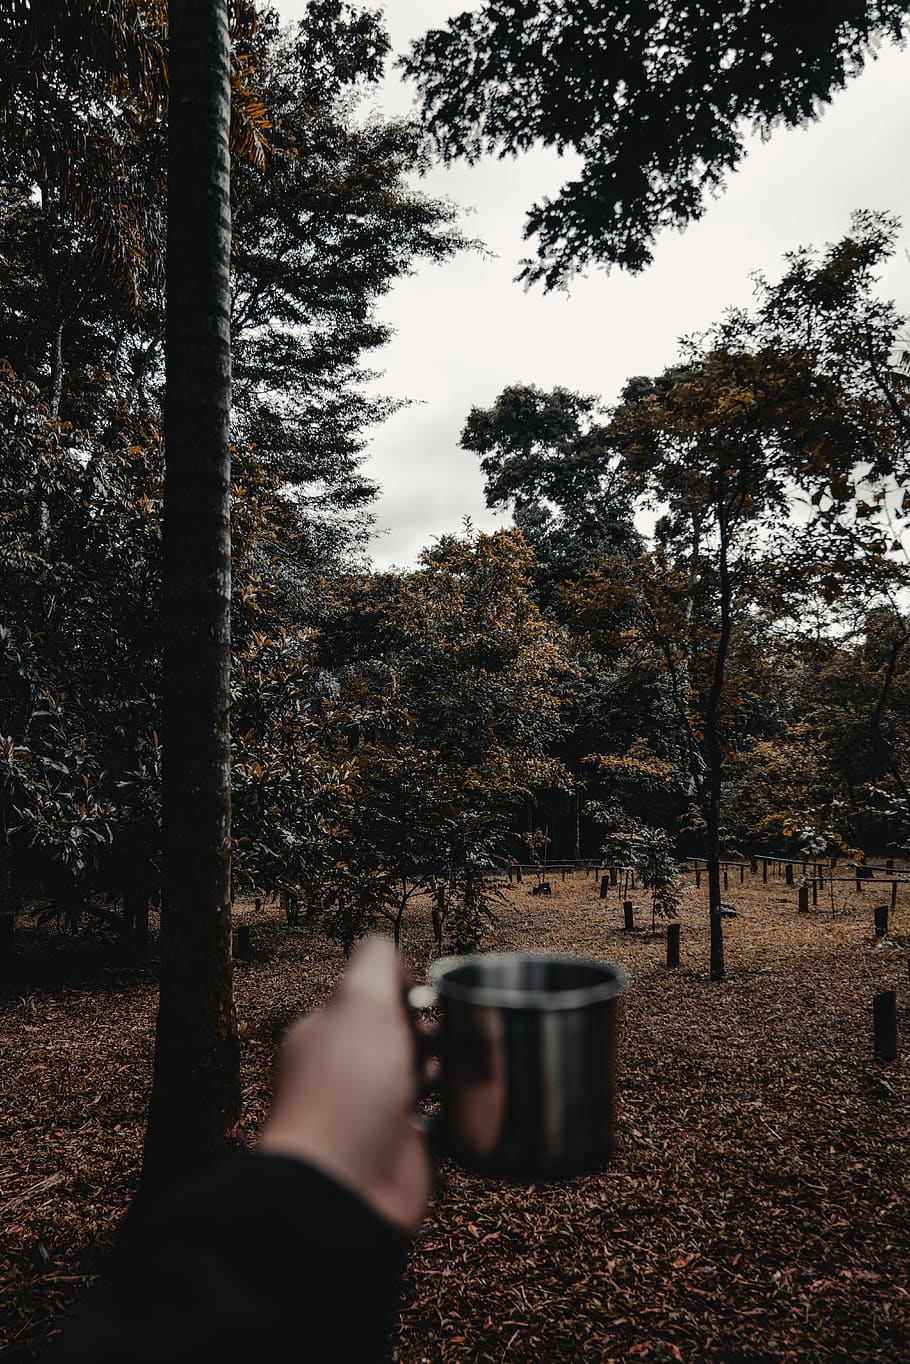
886, 858, 894, 872
762, 859, 768, 883
235, 925, 251, 960
750, 857, 758, 874
516, 865, 523, 884
873, 991, 897, 1061
723, 866, 729, 890
666, 922, 680, 968
610, 866, 618, 886
785, 863, 794, 885
600, 874, 610, 900
508, 864, 513, 883
891, 879, 898, 909
561, 865, 566, 882
695, 865, 701, 889
739, 862, 745, 883
623, 900, 634, 931
798, 885, 809, 913
874, 904, 888, 938
812, 878, 818, 907
630, 870, 636, 889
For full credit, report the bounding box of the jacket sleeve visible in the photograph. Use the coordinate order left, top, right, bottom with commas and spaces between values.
55, 1152, 410, 1364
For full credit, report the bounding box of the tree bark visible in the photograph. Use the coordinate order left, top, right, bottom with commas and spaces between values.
49, 317, 65, 418
704, 485, 731, 982
142, 0, 240, 1193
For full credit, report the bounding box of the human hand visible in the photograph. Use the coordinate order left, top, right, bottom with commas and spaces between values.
259, 936, 432, 1232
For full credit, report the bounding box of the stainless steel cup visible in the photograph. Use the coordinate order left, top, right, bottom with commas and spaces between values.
409, 951, 629, 1181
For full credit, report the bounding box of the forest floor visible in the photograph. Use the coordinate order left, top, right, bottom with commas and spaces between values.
1, 865, 909, 1362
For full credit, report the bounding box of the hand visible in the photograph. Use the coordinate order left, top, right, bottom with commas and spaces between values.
259, 936, 432, 1232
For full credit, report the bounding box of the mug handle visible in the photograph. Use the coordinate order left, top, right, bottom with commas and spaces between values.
405, 983, 442, 1147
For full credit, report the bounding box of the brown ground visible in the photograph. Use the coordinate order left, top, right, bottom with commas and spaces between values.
1, 865, 909, 1362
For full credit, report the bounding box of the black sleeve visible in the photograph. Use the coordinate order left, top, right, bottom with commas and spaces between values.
55, 1153, 410, 1364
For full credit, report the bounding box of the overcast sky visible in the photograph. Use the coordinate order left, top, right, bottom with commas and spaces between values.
277, 1, 910, 569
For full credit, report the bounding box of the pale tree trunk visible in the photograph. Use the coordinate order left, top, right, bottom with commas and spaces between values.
704, 487, 732, 982
142, 0, 240, 1192
49, 317, 65, 418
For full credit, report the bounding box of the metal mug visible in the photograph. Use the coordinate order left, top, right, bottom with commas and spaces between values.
408, 952, 629, 1181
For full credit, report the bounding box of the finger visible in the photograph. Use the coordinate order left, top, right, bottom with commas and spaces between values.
339, 935, 403, 1008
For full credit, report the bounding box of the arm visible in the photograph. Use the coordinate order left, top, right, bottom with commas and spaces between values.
57, 938, 431, 1363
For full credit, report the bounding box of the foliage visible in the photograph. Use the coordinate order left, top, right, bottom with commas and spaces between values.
588, 801, 681, 928
461, 384, 639, 605
405, 1, 910, 286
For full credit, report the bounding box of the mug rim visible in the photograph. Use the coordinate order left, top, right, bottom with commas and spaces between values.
428, 950, 630, 1011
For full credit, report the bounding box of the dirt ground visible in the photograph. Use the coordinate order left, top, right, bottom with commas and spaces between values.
1, 864, 909, 1362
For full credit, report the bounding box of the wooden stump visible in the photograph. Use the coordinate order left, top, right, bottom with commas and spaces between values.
874, 904, 888, 938
623, 901, 634, 931
798, 885, 809, 913
666, 922, 680, 968
600, 874, 610, 900
873, 991, 897, 1061
234, 925, 251, 960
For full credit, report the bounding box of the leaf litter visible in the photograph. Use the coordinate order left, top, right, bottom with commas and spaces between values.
1, 866, 908, 1362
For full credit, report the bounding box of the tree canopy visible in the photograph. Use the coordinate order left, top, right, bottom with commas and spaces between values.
404, 1, 910, 286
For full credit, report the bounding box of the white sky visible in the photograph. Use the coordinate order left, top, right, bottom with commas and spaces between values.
276, 1, 910, 569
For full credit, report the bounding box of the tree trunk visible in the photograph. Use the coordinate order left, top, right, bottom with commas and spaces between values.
142, 0, 240, 1193
49, 316, 65, 418
0, 864, 19, 981
703, 486, 732, 982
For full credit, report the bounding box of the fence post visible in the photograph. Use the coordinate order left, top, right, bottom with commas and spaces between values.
750, 857, 758, 874
874, 904, 889, 938
695, 864, 701, 889
516, 865, 522, 884
873, 991, 897, 1061
600, 874, 610, 900
610, 866, 618, 887
762, 859, 768, 883
623, 901, 634, 931
740, 862, 745, 883
666, 922, 680, 967
785, 863, 794, 885
891, 879, 898, 909
798, 885, 809, 913
812, 878, 818, 907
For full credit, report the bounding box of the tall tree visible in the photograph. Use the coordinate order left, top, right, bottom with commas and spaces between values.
460, 383, 639, 606
404, 1, 910, 287
142, 0, 240, 1188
